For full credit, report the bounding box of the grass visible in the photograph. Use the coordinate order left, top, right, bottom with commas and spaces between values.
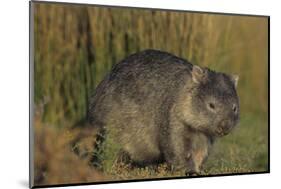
204, 113, 268, 174
100, 113, 269, 180
33, 113, 105, 186
33, 113, 268, 186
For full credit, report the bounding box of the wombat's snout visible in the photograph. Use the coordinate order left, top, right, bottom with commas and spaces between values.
216, 120, 234, 136
216, 106, 239, 136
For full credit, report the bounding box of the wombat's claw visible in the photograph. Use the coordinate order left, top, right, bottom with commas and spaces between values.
185, 170, 199, 176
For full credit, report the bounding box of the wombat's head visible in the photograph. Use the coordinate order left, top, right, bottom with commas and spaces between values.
186, 65, 240, 137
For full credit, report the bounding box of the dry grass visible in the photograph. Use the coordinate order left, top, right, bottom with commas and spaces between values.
33, 112, 268, 186
33, 113, 105, 186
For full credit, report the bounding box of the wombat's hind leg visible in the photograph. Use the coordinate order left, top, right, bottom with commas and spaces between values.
115, 150, 132, 165
90, 127, 106, 169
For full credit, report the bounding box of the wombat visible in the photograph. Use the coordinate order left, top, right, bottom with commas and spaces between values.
87, 49, 240, 175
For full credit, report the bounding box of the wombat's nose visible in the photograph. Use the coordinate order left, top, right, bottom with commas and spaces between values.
224, 123, 232, 132
217, 120, 233, 136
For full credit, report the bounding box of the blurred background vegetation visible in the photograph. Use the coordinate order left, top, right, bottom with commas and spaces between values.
32, 2, 268, 185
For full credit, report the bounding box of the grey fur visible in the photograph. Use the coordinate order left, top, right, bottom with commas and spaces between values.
88, 49, 240, 175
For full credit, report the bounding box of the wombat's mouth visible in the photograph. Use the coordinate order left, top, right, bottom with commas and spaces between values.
214, 118, 239, 137
215, 127, 230, 137
215, 124, 233, 137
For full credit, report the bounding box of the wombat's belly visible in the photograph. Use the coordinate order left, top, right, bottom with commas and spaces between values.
123, 136, 162, 164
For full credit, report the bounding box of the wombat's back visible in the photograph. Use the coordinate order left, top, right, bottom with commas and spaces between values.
88, 49, 193, 127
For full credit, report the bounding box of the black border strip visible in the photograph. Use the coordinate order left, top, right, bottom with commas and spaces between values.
29, 0, 270, 188
268, 16, 270, 172
29, 1, 34, 188
32, 171, 269, 188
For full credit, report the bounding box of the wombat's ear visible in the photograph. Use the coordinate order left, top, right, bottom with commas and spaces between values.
191, 65, 207, 84
230, 74, 239, 88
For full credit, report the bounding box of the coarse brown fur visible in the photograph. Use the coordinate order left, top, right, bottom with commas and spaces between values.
87, 49, 240, 175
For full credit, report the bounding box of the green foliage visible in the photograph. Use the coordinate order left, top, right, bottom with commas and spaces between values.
102, 114, 268, 180
93, 129, 122, 173
204, 113, 268, 174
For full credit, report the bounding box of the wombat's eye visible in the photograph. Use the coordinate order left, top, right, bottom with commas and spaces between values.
232, 104, 237, 113
208, 103, 215, 110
